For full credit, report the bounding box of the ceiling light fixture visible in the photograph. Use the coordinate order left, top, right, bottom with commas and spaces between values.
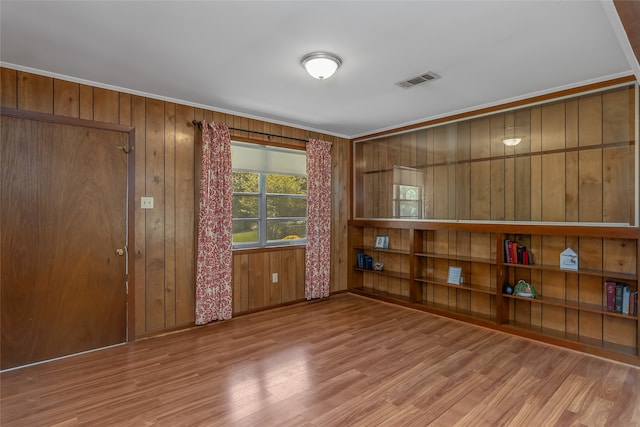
502, 137, 522, 146
301, 52, 342, 80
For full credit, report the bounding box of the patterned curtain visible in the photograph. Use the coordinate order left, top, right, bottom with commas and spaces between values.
195, 121, 233, 324
305, 139, 332, 300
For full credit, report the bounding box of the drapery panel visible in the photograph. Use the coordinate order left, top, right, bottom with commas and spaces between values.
305, 139, 332, 299
195, 121, 233, 324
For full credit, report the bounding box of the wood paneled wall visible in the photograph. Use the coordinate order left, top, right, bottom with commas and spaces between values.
0, 68, 350, 336
355, 85, 636, 225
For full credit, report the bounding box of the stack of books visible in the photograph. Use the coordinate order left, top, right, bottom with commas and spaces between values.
357, 252, 373, 270
605, 281, 638, 316
504, 239, 533, 265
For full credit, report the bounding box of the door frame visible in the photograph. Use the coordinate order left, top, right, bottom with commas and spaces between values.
1, 107, 136, 342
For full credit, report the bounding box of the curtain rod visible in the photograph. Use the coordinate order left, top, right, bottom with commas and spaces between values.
191, 120, 308, 143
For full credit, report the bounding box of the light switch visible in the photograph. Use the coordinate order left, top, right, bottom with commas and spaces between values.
141, 197, 154, 209
272, 273, 278, 283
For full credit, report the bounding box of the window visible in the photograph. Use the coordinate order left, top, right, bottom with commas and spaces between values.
393, 184, 422, 218
392, 166, 423, 219
231, 142, 307, 247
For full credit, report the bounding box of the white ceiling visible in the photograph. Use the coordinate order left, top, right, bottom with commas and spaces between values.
1, 1, 637, 139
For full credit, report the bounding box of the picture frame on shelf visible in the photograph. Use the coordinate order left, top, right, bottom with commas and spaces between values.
375, 235, 389, 249
447, 266, 462, 285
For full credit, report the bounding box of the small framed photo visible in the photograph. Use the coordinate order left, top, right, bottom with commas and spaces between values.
447, 266, 462, 285
375, 235, 389, 249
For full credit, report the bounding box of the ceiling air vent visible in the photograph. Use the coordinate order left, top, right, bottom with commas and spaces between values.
396, 71, 440, 89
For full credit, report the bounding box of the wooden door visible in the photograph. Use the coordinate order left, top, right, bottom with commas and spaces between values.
1, 114, 131, 370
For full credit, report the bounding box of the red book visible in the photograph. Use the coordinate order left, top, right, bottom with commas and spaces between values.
605, 281, 616, 312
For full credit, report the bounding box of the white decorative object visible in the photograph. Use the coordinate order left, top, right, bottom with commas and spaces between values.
560, 248, 578, 271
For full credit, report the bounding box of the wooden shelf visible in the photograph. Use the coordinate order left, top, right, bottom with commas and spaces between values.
415, 277, 495, 296
353, 267, 410, 280
503, 293, 638, 320
354, 245, 410, 255
503, 262, 637, 281
415, 252, 495, 265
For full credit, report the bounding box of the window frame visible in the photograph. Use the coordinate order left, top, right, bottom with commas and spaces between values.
393, 183, 423, 219
231, 141, 307, 249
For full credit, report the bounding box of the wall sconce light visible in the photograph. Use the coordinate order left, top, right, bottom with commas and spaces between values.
502, 137, 522, 146
301, 52, 342, 79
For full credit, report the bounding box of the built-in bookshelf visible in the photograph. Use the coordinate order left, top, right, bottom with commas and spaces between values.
348, 220, 640, 365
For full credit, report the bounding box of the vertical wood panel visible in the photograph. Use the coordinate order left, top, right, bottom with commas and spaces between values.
490, 159, 504, 220
504, 157, 515, 220
579, 150, 603, 222
144, 99, 166, 332
433, 166, 449, 219
456, 122, 471, 220
603, 88, 630, 145
269, 252, 281, 305
17, 71, 53, 113
603, 146, 632, 223
470, 117, 490, 159
565, 100, 578, 149
119, 93, 131, 126
579, 94, 602, 147
248, 253, 265, 310
541, 153, 565, 222
541, 102, 565, 151
1, 68, 17, 108
331, 139, 349, 292
470, 161, 490, 220
53, 79, 79, 118
490, 114, 505, 157
79, 84, 93, 120
296, 249, 305, 300
131, 95, 147, 334
164, 103, 177, 327
565, 151, 579, 222
514, 156, 532, 221
175, 104, 195, 325
530, 108, 542, 221
94, 88, 119, 124
281, 249, 296, 302
233, 253, 249, 313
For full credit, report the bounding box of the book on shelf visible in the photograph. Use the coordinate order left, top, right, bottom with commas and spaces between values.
630, 291, 638, 316
615, 283, 624, 313
605, 281, 616, 312
622, 286, 631, 315
504, 239, 532, 265
365, 255, 373, 270
357, 252, 364, 269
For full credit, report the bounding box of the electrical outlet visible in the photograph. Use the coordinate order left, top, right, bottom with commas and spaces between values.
272, 273, 278, 283
141, 196, 154, 209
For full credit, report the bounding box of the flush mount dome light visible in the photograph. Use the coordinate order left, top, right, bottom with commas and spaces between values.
301, 52, 342, 79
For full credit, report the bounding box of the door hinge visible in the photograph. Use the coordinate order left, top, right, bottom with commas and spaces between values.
125, 281, 129, 295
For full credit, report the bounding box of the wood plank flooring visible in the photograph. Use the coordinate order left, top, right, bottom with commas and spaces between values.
1, 293, 639, 426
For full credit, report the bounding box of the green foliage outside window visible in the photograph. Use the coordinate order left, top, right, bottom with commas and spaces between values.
232, 172, 307, 246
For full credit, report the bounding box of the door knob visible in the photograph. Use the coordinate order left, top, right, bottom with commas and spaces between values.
115, 248, 125, 256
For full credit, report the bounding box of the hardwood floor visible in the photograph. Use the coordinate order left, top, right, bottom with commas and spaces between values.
1, 293, 639, 426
